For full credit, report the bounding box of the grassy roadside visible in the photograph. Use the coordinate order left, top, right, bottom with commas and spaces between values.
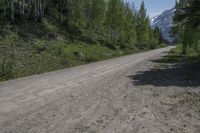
159, 44, 200, 64
0, 19, 168, 82
0, 38, 136, 82
0, 25, 167, 82
149, 44, 200, 84
130, 44, 200, 88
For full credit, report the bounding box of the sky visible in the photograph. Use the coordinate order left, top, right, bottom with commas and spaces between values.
128, 0, 176, 18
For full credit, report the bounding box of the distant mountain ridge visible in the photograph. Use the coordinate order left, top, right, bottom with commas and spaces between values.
150, 8, 175, 43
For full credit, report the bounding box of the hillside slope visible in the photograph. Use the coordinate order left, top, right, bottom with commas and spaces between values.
0, 0, 166, 81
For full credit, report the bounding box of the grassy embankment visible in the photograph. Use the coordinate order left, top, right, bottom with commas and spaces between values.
160, 44, 200, 64
0, 21, 167, 82
154, 44, 200, 81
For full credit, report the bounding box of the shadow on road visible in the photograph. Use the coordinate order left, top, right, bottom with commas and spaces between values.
128, 56, 200, 87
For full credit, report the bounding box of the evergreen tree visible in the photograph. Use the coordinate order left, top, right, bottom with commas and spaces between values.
105, 0, 123, 48
86, 0, 105, 30
0, 0, 165, 50
173, 0, 200, 54
119, 2, 137, 49
136, 1, 150, 48
68, 0, 86, 32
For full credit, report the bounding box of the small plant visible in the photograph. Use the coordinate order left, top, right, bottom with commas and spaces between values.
0, 32, 19, 46
0, 57, 15, 80
34, 39, 48, 54
42, 19, 57, 32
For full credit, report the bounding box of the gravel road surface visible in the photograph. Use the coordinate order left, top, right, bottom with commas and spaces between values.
1, 46, 200, 133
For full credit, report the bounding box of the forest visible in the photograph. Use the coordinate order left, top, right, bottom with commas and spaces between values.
173, 0, 200, 55
0, 0, 166, 81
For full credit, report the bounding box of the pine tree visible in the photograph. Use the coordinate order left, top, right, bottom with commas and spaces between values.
87, 0, 105, 30
136, 1, 150, 48
105, 0, 122, 48
119, 2, 137, 49
0, 0, 165, 50
67, 0, 86, 33
173, 0, 200, 54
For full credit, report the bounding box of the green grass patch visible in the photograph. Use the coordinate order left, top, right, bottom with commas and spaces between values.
0, 36, 138, 81
157, 44, 200, 64
0, 24, 167, 82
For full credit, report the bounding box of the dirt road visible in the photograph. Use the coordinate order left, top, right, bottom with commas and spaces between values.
0, 46, 200, 133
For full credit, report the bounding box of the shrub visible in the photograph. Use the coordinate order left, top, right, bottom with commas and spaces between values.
0, 32, 19, 46
0, 57, 15, 80
42, 19, 57, 32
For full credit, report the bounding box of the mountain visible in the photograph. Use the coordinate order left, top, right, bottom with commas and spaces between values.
151, 8, 175, 43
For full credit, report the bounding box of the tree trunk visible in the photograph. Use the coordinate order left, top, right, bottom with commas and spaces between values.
34, 0, 37, 22
10, 1, 15, 22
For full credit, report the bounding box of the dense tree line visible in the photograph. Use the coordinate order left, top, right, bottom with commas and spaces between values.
0, 0, 165, 49
173, 0, 200, 54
